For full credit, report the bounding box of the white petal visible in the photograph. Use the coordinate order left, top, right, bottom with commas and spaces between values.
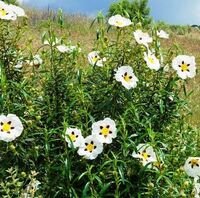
184, 157, 200, 178
92, 118, 117, 144
0, 114, 23, 142
77, 135, 103, 160
88, 51, 105, 67
115, 66, 138, 90
157, 30, 169, 39
108, 14, 132, 27
9, 5, 25, 17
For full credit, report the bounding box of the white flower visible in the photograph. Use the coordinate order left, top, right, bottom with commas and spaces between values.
77, 135, 103, 160
172, 55, 196, 79
144, 50, 160, 71
0, 1, 16, 20
157, 30, 169, 39
43, 37, 60, 46
57, 45, 78, 53
29, 55, 43, 67
22, 179, 41, 198
133, 29, 152, 47
88, 51, 106, 67
57, 45, 70, 53
108, 14, 132, 27
92, 118, 117, 144
194, 182, 200, 198
14, 61, 23, 69
64, 127, 84, 148
132, 143, 157, 167
27, 180, 41, 191
184, 157, 200, 178
0, 114, 23, 142
9, 4, 26, 17
115, 66, 138, 90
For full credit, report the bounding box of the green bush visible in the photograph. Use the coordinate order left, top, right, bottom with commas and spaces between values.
0, 2, 199, 198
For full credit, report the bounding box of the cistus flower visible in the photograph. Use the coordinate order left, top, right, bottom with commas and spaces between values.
78, 135, 103, 160
92, 118, 117, 144
172, 55, 196, 79
22, 179, 41, 198
0, 114, 23, 142
184, 157, 200, 178
0, 1, 16, 20
133, 29, 152, 47
64, 127, 84, 148
28, 55, 43, 67
115, 66, 138, 90
157, 30, 169, 39
57, 45, 79, 53
0, 1, 25, 20
14, 61, 23, 69
132, 144, 157, 167
43, 37, 60, 46
88, 51, 106, 67
108, 14, 132, 27
144, 50, 160, 71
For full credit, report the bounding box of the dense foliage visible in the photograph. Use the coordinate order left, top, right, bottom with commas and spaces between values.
0, 1, 199, 198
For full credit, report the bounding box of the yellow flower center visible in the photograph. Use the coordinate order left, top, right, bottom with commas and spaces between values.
189, 159, 199, 168
92, 56, 99, 63
115, 20, 123, 26
141, 152, 150, 160
181, 63, 188, 71
0, 8, 7, 17
179, 61, 190, 72
2, 123, 11, 132
148, 57, 155, 64
123, 72, 132, 82
101, 127, 109, 136
86, 143, 94, 152
69, 134, 76, 142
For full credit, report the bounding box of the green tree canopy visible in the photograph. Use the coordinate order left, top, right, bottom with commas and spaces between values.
107, 0, 152, 27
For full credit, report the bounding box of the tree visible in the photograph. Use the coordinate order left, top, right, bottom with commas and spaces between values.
107, 0, 152, 27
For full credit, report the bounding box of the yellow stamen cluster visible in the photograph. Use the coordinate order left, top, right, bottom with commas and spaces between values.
189, 159, 199, 168
123, 72, 132, 82
179, 61, 190, 72
115, 21, 123, 26
0, 8, 7, 17
86, 143, 95, 152
141, 152, 150, 160
148, 57, 155, 64
101, 127, 109, 136
92, 56, 99, 63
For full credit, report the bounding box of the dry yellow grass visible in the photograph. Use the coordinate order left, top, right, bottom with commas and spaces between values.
162, 29, 200, 127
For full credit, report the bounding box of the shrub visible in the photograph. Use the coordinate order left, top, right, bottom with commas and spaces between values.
0, 2, 199, 198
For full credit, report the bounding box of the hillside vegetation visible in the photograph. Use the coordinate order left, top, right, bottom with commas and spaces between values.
25, 9, 200, 127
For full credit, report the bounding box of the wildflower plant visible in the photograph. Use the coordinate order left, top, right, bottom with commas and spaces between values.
0, 2, 199, 198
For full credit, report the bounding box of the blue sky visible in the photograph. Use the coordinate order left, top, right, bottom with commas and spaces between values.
21, 0, 200, 25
